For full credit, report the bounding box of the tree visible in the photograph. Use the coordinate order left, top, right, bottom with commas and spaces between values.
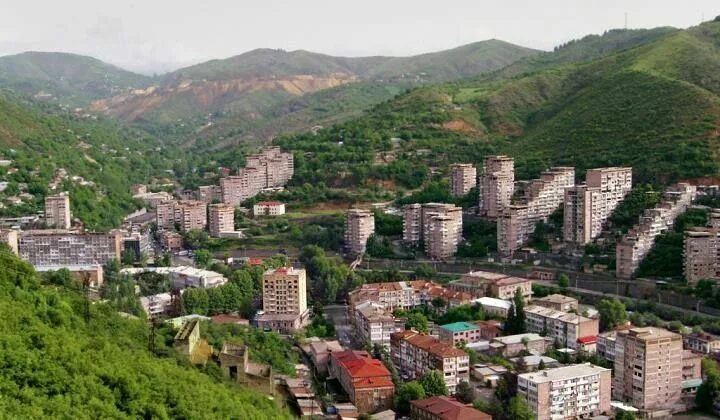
507, 396, 534, 420
405, 312, 429, 333
420, 370, 448, 397
122, 248, 137, 266
557, 274, 570, 289
597, 298, 628, 330
505, 287, 527, 334
159, 252, 172, 267
193, 249, 213, 268
395, 381, 426, 413
182, 288, 209, 315
615, 411, 637, 420
455, 380, 475, 403
537, 359, 546, 370
697, 358, 720, 413
514, 356, 528, 373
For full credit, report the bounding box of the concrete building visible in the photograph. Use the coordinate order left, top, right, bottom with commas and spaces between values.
439, 322, 483, 346
307, 339, 344, 377
257, 267, 310, 333
524, 305, 599, 350
44, 192, 71, 229
533, 294, 579, 312
518, 363, 611, 420
221, 147, 293, 205
683, 331, 720, 354
133, 191, 173, 209
410, 396, 491, 420
34, 264, 104, 288
498, 167, 575, 255
253, 201, 286, 216
391, 330, 469, 393
197, 185, 222, 203
478, 155, 514, 218
140, 292, 174, 316
450, 270, 533, 301
354, 301, 399, 349
402, 203, 462, 259
18, 230, 122, 267
345, 209, 375, 255
488, 333, 552, 357
208, 203, 235, 237
449, 163, 477, 197
156, 200, 208, 231
328, 350, 395, 415
683, 210, 720, 284
617, 183, 697, 278
612, 327, 683, 411
0, 228, 18, 254
121, 266, 227, 289
348, 281, 471, 313
159, 230, 183, 250
564, 167, 632, 244
473, 320, 503, 340
471, 297, 512, 317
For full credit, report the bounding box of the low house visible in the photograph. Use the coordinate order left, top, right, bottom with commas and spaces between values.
328, 350, 395, 414
533, 294, 578, 312
473, 320, 503, 340
439, 321, 483, 346
472, 296, 512, 317
218, 343, 249, 382
140, 292, 173, 316
508, 355, 559, 371
471, 364, 508, 387
308, 338, 344, 376
410, 396, 492, 420
683, 332, 720, 354
253, 201, 286, 216
489, 333, 551, 357
174, 319, 213, 365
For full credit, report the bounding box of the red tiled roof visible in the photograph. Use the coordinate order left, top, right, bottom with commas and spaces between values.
393, 331, 467, 358
577, 335, 597, 344
248, 258, 263, 265
331, 351, 393, 381
411, 396, 491, 420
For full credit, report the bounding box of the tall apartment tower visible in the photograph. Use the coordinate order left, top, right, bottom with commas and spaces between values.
403, 203, 462, 259
208, 203, 235, 237
478, 155, 514, 218
612, 327, 683, 411
564, 168, 632, 244
156, 200, 208, 231
45, 192, 72, 229
402, 204, 423, 244
683, 210, 720, 284
220, 147, 294, 205
426, 215, 459, 259
449, 163, 477, 197
257, 267, 310, 333
345, 209, 375, 255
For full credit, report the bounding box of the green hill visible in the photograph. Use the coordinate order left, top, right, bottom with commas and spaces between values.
0, 248, 290, 418
275, 21, 720, 189
0, 52, 152, 104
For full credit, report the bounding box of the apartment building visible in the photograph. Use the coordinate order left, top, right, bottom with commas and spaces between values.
0, 228, 18, 254
683, 331, 720, 354
18, 230, 122, 267
617, 183, 697, 278
472, 297, 512, 317
354, 301, 400, 349
473, 320, 503, 340
348, 281, 471, 313
220, 147, 293, 205
564, 167, 632, 244
122, 228, 152, 259
257, 267, 310, 333
156, 200, 208, 231
410, 396, 491, 420
439, 322, 483, 346
159, 230, 183, 250
328, 350, 394, 414
390, 330, 469, 392
449, 270, 533, 301
253, 201, 286, 216
197, 185, 222, 203
518, 363, 611, 420
683, 210, 720, 284
533, 293, 579, 312
478, 155, 514, 218
488, 333, 551, 357
208, 203, 235, 237
449, 163, 477, 197
612, 327, 683, 411
45, 192, 72, 229
345, 209, 375, 255
121, 266, 227, 289
524, 305, 599, 350
498, 167, 575, 254
402, 203, 462, 259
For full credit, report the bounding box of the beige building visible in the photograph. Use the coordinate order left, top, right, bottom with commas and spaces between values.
402, 203, 462, 259
533, 293, 578, 312
253, 201, 286, 216
390, 330, 470, 393
208, 203, 235, 237
159, 230, 183, 250
220, 147, 293, 205
683, 211, 720, 284
524, 305, 599, 350
450, 270, 533, 301
518, 363, 611, 420
489, 333, 551, 357
617, 183, 696, 278
354, 301, 399, 349
683, 331, 720, 354
348, 280, 471, 313
564, 167, 632, 244
45, 192, 72, 229
345, 209, 375, 255
449, 163, 477, 197
498, 167, 575, 255
257, 267, 310, 333
612, 327, 683, 411
18, 230, 122, 267
197, 185, 222, 203
478, 155, 514, 218
156, 200, 208, 231
0, 229, 18, 254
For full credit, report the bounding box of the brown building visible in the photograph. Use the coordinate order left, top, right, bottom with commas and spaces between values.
410, 396, 491, 420
402, 203, 462, 259
257, 267, 310, 333
208, 203, 235, 236
159, 230, 183, 250
683, 331, 720, 354
156, 200, 208, 231
0, 228, 18, 254
612, 327, 683, 411
328, 350, 394, 414
478, 155, 514, 218
345, 208, 375, 255
473, 320, 503, 340
518, 363, 611, 420
450, 270, 532, 301
18, 230, 122, 267
44, 192, 72, 229
683, 210, 720, 284
449, 163, 477, 197
220, 147, 293, 205
197, 185, 222, 203
533, 293, 579, 312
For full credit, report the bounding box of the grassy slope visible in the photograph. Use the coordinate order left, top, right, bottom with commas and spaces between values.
0, 249, 291, 419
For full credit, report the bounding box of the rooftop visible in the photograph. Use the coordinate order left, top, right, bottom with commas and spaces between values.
536, 294, 577, 305
410, 396, 491, 420
524, 305, 594, 325
620, 326, 681, 341
255, 201, 284, 206
393, 331, 467, 358
331, 351, 393, 388
519, 363, 609, 383
440, 321, 480, 333
492, 333, 546, 345
473, 297, 512, 310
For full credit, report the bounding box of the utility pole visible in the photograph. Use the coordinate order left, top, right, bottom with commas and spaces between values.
624, 12, 628, 30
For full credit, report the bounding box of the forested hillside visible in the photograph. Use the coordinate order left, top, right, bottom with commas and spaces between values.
0, 247, 291, 418
276, 21, 720, 189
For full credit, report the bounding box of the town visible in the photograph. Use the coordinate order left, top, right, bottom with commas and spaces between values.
3, 145, 720, 420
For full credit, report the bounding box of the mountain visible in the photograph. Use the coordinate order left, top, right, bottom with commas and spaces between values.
0, 249, 291, 418
0, 52, 153, 104
276, 22, 720, 190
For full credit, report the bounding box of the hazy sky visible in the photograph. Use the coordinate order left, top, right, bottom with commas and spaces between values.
1, 0, 717, 74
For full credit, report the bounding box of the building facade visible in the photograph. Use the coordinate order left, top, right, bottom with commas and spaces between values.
45, 192, 72, 229
524, 305, 599, 350
208, 203, 235, 236
683, 332, 720, 354
0, 229, 18, 254
253, 201, 286, 216
328, 350, 394, 414
533, 294, 579, 312
345, 209, 375, 255
450, 271, 533, 301
220, 147, 293, 205
449, 163, 477, 197
439, 322, 483, 346
478, 155, 514, 218
18, 230, 122, 267
258, 267, 310, 333
354, 301, 399, 349
156, 200, 208, 231
402, 203, 462, 259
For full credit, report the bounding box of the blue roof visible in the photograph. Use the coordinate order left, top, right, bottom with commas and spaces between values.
440, 321, 479, 333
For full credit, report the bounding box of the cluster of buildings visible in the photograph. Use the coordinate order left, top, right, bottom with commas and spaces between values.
684, 209, 720, 284
616, 183, 697, 278
219, 147, 293, 205
402, 203, 463, 259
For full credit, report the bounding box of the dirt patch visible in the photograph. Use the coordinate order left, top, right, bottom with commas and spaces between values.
493, 122, 524, 137
441, 119, 481, 134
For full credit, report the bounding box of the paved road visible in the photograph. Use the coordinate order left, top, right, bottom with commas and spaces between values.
324, 304, 357, 349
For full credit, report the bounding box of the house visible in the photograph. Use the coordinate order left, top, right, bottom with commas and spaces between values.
410, 396, 492, 420
449, 271, 532, 301
140, 292, 174, 316
472, 296, 512, 317
439, 321, 483, 346
473, 320, 503, 340
308, 339, 344, 376
218, 343, 249, 382
174, 319, 213, 365
533, 294, 578, 312
683, 331, 720, 354
328, 350, 395, 414
489, 333, 552, 357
